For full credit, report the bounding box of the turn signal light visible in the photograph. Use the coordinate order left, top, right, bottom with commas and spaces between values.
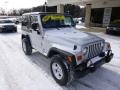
67, 56, 72, 62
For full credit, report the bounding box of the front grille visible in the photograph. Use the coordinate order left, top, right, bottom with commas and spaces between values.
86, 41, 104, 59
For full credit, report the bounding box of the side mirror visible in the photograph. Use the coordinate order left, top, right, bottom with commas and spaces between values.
32, 23, 39, 30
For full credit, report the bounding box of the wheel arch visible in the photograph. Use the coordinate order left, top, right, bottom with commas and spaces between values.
21, 34, 32, 48
47, 47, 72, 58
47, 47, 76, 66
21, 34, 26, 39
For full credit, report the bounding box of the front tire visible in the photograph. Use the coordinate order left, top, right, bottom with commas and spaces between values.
22, 38, 32, 55
50, 55, 69, 86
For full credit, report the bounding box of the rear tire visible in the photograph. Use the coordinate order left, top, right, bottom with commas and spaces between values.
22, 38, 32, 55
50, 55, 69, 86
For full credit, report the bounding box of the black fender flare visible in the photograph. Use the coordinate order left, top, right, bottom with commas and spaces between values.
48, 47, 76, 66
21, 34, 32, 48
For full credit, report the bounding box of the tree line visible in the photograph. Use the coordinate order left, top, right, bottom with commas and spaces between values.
0, 4, 85, 17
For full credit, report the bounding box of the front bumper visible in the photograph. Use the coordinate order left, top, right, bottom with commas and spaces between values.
72, 51, 114, 78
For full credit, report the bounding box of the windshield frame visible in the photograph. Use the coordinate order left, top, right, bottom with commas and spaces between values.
40, 14, 75, 29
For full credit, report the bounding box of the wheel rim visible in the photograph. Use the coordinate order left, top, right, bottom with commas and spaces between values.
22, 40, 26, 52
52, 62, 63, 80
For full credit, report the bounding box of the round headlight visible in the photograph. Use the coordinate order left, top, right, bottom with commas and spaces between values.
82, 47, 88, 55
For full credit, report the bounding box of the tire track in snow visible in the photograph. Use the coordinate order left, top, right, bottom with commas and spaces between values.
95, 75, 120, 90
0, 41, 22, 90
0, 35, 63, 90
93, 68, 120, 90
66, 79, 94, 90
76, 80, 94, 90
107, 63, 120, 69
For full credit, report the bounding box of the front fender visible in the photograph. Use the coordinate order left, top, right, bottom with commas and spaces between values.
47, 47, 77, 66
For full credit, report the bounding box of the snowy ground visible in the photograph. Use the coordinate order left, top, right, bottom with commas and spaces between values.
0, 25, 120, 90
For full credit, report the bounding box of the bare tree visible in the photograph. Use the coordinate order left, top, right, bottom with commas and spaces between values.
0, 7, 6, 15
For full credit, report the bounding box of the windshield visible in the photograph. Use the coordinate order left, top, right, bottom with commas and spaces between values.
41, 14, 75, 28
0, 20, 13, 24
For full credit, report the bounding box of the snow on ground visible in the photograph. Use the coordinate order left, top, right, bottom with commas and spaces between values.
0, 25, 120, 90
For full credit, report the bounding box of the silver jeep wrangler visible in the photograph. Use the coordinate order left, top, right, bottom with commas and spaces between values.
21, 12, 113, 85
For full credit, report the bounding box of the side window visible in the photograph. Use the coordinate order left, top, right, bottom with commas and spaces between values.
30, 16, 39, 30
64, 17, 72, 25
22, 15, 31, 31
31, 16, 38, 23
22, 15, 29, 26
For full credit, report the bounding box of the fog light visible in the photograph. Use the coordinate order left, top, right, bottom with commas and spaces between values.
87, 60, 92, 67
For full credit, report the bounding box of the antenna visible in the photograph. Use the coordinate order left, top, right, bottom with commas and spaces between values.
44, 0, 47, 12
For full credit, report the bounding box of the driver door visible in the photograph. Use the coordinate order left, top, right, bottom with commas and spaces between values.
29, 15, 43, 53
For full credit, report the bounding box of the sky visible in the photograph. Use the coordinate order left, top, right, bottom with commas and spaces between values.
0, 0, 46, 11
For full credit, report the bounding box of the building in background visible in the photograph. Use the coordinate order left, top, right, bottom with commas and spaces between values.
47, 0, 120, 27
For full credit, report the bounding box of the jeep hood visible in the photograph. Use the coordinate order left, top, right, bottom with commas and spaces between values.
44, 27, 104, 46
